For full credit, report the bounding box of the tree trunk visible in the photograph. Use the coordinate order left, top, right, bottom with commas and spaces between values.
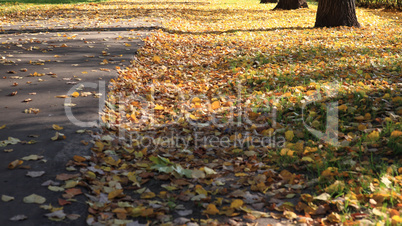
273, 0, 308, 10
261, 0, 278, 3
315, 0, 361, 28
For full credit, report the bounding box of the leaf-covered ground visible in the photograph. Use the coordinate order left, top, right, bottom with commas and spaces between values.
3, 0, 402, 225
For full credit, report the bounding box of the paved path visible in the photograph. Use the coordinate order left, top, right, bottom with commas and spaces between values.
0, 19, 156, 225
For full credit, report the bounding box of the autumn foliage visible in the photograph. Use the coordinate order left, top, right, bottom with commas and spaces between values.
2, 0, 402, 225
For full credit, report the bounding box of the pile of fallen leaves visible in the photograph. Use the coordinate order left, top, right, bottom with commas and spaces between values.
4, 0, 401, 225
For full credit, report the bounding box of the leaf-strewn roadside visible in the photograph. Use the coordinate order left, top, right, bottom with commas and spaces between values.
3, 0, 402, 225
72, 1, 402, 225
80, 0, 402, 225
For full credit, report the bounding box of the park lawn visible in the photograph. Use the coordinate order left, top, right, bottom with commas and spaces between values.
2, 0, 402, 225
93, 0, 402, 225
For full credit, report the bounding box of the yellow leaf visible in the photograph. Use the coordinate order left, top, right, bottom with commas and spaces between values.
204, 204, 219, 215
230, 199, 244, 209
235, 172, 248, 177
94, 141, 104, 152
0, 125, 5, 130
280, 148, 294, 156
357, 124, 367, 131
52, 124, 63, 131
108, 189, 123, 200
195, 185, 208, 196
354, 115, 365, 121
262, 128, 275, 136
152, 55, 161, 63
367, 130, 380, 141
189, 114, 199, 120
303, 146, 317, 155
140, 192, 156, 199
338, 104, 347, 111
301, 156, 314, 162
192, 97, 201, 103
71, 92, 79, 98
327, 212, 341, 223
283, 210, 297, 220
325, 180, 345, 194
392, 215, 402, 224
285, 130, 294, 141
154, 104, 164, 110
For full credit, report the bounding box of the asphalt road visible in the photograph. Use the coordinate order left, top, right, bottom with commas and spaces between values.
0, 19, 155, 225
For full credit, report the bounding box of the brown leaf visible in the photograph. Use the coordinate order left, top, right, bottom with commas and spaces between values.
56, 173, 80, 181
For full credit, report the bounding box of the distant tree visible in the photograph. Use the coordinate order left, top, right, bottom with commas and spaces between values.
273, 0, 308, 10
315, 0, 361, 28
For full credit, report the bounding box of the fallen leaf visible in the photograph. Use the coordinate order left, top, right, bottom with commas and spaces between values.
45, 210, 66, 220
51, 132, 66, 141
8, 159, 23, 169
26, 171, 45, 178
55, 95, 68, 98
10, 215, 27, 221
52, 124, 63, 131
48, 186, 65, 192
23, 194, 46, 204
71, 92, 80, 98
21, 154, 43, 161
73, 155, 86, 163
66, 214, 80, 220
204, 204, 219, 215
108, 189, 124, 200
1, 195, 15, 202
230, 199, 244, 209
58, 198, 71, 206
314, 193, 331, 201
56, 173, 80, 181
285, 130, 294, 141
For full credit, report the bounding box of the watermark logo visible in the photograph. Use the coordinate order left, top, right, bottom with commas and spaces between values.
301, 81, 347, 147
64, 80, 347, 149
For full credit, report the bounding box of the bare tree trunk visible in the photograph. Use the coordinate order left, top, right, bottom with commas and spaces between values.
273, 0, 308, 10
315, 0, 361, 28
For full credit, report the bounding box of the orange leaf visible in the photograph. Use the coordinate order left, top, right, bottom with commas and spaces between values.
71, 92, 79, 98
73, 155, 86, 162
211, 101, 220, 110
58, 198, 71, 206
8, 159, 23, 169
